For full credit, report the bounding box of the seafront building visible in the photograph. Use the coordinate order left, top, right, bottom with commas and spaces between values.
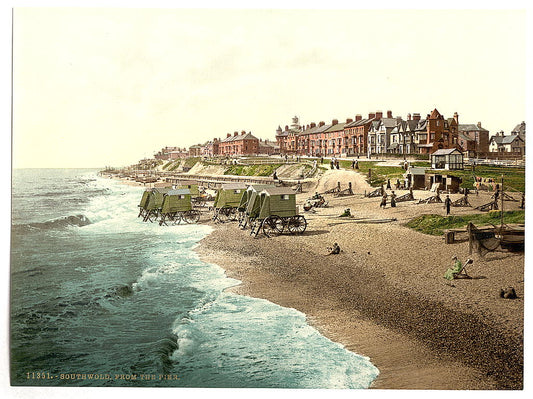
151, 110, 526, 161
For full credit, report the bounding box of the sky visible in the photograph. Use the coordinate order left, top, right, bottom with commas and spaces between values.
9, 2, 530, 168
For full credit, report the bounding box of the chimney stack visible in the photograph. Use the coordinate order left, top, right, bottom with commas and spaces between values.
319, 121, 325, 127
355, 114, 362, 121
453, 112, 459, 124
332, 119, 338, 125
407, 113, 412, 121
227, 133, 231, 138
369, 112, 376, 119
477, 122, 482, 128
310, 122, 316, 128
234, 131, 239, 137
346, 118, 353, 124
413, 113, 421, 121
387, 110, 392, 118
376, 111, 383, 120
241, 130, 246, 135
285, 125, 289, 131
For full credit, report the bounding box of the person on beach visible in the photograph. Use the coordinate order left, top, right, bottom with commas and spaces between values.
380, 192, 387, 208
335, 160, 340, 169
355, 160, 359, 169
390, 191, 397, 207
444, 195, 452, 215
330, 160, 335, 169
351, 160, 355, 169
326, 243, 341, 255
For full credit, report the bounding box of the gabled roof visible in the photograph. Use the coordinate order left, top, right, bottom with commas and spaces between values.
429, 109, 443, 119
431, 148, 463, 156
382, 117, 399, 129
511, 121, 526, 135
490, 135, 504, 144
501, 135, 523, 144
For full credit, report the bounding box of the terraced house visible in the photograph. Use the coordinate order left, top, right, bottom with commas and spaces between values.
218, 131, 260, 156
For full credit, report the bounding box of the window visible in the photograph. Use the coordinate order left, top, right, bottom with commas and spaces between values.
234, 190, 241, 194
179, 195, 185, 199
281, 194, 290, 200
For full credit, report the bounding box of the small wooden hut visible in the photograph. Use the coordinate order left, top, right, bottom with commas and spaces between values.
430, 148, 464, 170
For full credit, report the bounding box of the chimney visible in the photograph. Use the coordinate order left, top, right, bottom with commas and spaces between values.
454, 112, 459, 124
310, 122, 316, 128
332, 119, 338, 125
346, 118, 353, 124
477, 122, 482, 128
413, 113, 421, 121
285, 125, 289, 131
234, 131, 239, 137
319, 121, 325, 127
241, 130, 246, 135
227, 133, 231, 138
369, 112, 376, 119
375, 111, 383, 120
407, 113, 412, 121
355, 114, 362, 121
387, 110, 393, 118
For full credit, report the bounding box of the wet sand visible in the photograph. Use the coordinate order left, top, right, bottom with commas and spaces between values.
195, 171, 523, 390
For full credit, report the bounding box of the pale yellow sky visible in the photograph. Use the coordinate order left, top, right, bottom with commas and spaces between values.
12, 6, 528, 168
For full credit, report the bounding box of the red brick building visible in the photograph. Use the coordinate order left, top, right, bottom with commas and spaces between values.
218, 131, 260, 156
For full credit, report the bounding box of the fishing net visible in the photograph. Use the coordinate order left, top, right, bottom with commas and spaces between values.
467, 222, 500, 256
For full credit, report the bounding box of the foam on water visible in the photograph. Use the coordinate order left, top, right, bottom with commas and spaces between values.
11, 169, 379, 388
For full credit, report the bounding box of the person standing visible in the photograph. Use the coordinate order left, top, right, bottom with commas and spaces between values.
390, 191, 397, 207
444, 195, 452, 215
380, 192, 388, 208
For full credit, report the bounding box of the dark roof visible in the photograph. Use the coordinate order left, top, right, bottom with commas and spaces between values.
501, 135, 523, 144
490, 135, 504, 144
511, 121, 526, 135
325, 122, 347, 133
381, 118, 399, 129
345, 117, 375, 128
458, 124, 489, 132
222, 132, 258, 142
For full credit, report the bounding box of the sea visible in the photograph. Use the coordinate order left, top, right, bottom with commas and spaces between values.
10, 168, 379, 389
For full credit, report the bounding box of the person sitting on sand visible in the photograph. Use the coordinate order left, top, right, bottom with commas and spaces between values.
326, 243, 341, 255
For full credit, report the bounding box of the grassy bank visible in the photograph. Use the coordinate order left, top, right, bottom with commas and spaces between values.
405, 211, 525, 236
224, 163, 282, 177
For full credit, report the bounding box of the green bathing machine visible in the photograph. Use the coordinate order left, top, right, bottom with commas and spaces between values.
238, 184, 276, 229
140, 187, 172, 222
247, 187, 307, 238
212, 183, 248, 222
158, 189, 201, 225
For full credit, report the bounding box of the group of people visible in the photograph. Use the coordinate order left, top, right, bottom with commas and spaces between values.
330, 157, 340, 170
351, 159, 359, 169
379, 190, 397, 208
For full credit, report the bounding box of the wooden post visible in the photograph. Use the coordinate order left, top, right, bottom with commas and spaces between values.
500, 175, 504, 229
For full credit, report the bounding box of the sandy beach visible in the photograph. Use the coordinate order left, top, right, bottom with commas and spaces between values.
193, 169, 524, 390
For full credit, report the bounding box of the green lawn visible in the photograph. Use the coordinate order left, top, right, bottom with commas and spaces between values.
404, 211, 525, 236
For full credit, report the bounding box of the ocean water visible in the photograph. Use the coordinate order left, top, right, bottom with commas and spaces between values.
10, 168, 379, 388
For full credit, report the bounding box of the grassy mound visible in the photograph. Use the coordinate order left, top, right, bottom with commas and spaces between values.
405, 211, 525, 236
